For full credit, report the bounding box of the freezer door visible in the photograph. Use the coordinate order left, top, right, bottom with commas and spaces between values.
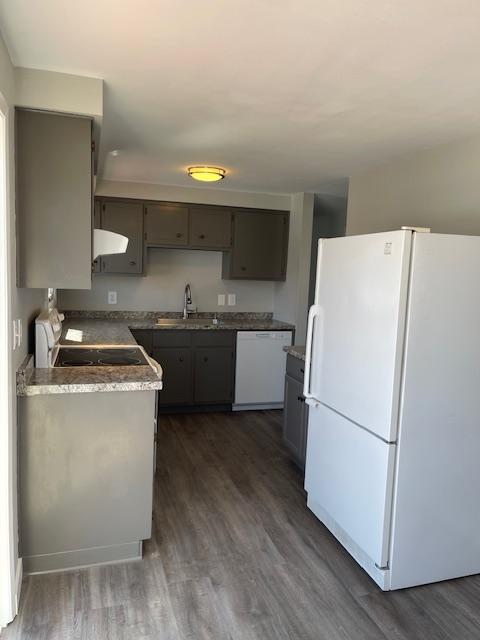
310, 231, 411, 442
305, 403, 396, 568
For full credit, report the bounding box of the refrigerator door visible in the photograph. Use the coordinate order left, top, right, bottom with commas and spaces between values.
389, 233, 480, 589
305, 402, 396, 568
308, 230, 412, 442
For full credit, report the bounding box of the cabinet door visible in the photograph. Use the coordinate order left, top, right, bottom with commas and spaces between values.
153, 347, 193, 405
224, 210, 288, 280
16, 109, 93, 289
130, 330, 153, 356
100, 200, 144, 274
194, 348, 234, 404
283, 375, 306, 464
145, 203, 188, 246
189, 208, 232, 249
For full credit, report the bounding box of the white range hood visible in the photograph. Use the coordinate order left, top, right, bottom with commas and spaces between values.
93, 228, 129, 259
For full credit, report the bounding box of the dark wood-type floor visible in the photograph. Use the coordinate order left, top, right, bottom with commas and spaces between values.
4, 409, 480, 639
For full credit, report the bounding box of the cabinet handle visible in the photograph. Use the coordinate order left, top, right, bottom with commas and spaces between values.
199, 234, 205, 239
176, 232, 183, 238
129, 260, 136, 266
241, 266, 246, 271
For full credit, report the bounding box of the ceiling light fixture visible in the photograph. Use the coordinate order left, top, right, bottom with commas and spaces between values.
188, 166, 226, 182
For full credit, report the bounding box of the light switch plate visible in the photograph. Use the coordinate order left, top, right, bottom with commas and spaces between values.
227, 293, 236, 306
217, 294, 226, 306
12, 319, 22, 349
108, 291, 117, 305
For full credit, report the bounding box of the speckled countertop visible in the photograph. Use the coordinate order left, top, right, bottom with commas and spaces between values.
17, 312, 294, 396
17, 355, 163, 397
62, 311, 295, 334
283, 345, 306, 361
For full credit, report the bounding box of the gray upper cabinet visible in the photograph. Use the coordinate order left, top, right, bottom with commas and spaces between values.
189, 208, 232, 249
222, 210, 289, 281
16, 109, 93, 289
145, 203, 188, 246
98, 200, 144, 274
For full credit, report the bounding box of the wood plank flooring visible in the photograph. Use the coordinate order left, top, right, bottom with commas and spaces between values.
4, 409, 480, 639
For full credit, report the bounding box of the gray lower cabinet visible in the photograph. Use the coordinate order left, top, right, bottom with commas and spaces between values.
194, 347, 234, 403
222, 210, 289, 281
189, 207, 232, 249
145, 330, 235, 408
16, 108, 93, 289
130, 329, 153, 356
283, 354, 308, 468
145, 202, 189, 246
19, 390, 156, 573
98, 200, 144, 274
152, 347, 193, 405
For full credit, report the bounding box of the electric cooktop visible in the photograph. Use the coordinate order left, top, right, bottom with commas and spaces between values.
54, 347, 149, 368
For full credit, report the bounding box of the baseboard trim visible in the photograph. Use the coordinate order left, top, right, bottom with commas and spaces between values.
232, 402, 284, 411
23, 541, 142, 575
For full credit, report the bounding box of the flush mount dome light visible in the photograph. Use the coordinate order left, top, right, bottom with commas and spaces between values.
188, 166, 226, 182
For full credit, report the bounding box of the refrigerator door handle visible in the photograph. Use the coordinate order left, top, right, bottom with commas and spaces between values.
304, 303, 322, 400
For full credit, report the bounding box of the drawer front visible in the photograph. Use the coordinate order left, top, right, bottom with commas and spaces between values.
192, 331, 235, 347
286, 353, 305, 383
152, 330, 192, 347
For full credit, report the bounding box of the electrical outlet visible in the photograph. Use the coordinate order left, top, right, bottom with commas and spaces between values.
217, 294, 226, 306
108, 291, 117, 305
227, 293, 236, 306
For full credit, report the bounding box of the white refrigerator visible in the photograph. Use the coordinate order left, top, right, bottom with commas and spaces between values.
304, 229, 480, 590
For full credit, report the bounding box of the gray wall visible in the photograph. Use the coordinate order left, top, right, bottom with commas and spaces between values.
59, 248, 275, 312
308, 193, 347, 307
0, 33, 45, 613
60, 179, 291, 314
274, 193, 314, 343
347, 134, 480, 235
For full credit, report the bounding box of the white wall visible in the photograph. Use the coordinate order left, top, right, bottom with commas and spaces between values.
59, 179, 291, 313
347, 134, 480, 235
95, 179, 290, 210
15, 67, 103, 119
274, 193, 314, 342
59, 249, 274, 312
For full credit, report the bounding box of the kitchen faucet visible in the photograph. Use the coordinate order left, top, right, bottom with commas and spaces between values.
183, 283, 196, 319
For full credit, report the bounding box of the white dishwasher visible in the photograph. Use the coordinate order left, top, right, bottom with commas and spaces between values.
234, 331, 293, 410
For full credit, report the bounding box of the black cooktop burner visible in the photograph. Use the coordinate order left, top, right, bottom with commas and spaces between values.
55, 347, 149, 368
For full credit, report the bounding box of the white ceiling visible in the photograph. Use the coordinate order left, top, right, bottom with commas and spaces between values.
2, 0, 480, 194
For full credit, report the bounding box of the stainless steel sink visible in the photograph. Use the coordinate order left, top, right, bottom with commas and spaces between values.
156, 317, 220, 326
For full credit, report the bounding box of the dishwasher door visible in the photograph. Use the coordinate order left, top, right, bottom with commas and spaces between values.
234, 331, 293, 410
